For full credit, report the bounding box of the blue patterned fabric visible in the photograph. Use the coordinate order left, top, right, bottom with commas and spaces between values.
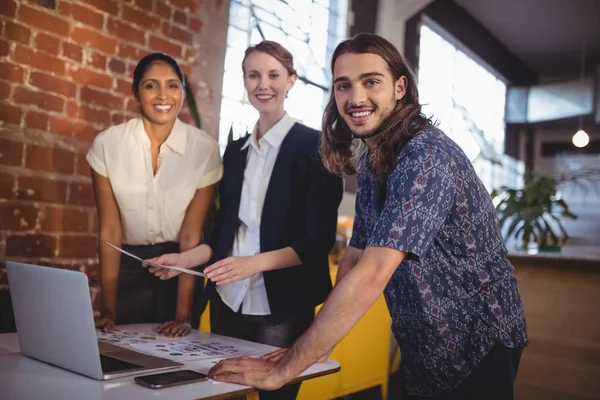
349, 126, 528, 396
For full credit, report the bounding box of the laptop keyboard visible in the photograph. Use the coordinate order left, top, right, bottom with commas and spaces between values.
100, 354, 143, 373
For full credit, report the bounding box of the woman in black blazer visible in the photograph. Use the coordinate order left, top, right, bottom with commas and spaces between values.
149, 41, 343, 400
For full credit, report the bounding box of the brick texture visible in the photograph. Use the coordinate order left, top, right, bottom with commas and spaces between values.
25, 144, 75, 174
0, 138, 23, 167
0, 81, 10, 100
66, 102, 110, 126
67, 66, 113, 90
34, 32, 60, 54
79, 0, 119, 16
108, 59, 127, 75
6, 21, 31, 45
72, 27, 117, 54
14, 86, 64, 112
0, 0, 229, 316
58, 235, 97, 258
6, 234, 57, 258
1, 103, 23, 124
0, 202, 39, 231
75, 154, 91, 177
14, 45, 66, 75
80, 87, 124, 109
0, 62, 25, 82
62, 42, 83, 62
29, 71, 77, 98
0, 39, 8, 57
25, 110, 49, 130
0, 0, 17, 18
15, 176, 68, 203
107, 18, 145, 45
68, 182, 96, 207
49, 117, 98, 141
19, 4, 70, 36
41, 207, 90, 233
86, 50, 107, 70
59, 1, 105, 30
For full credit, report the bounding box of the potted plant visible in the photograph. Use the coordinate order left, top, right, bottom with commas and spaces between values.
490, 168, 599, 252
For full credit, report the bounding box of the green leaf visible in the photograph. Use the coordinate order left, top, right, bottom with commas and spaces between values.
506, 217, 523, 240
184, 75, 202, 130
541, 218, 559, 246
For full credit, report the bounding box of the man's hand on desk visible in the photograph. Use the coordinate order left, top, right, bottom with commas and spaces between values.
208, 348, 331, 389
207, 356, 290, 390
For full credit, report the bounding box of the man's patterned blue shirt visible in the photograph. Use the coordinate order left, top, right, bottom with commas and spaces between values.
349, 127, 528, 396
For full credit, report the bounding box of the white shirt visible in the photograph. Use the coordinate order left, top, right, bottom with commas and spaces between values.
216, 113, 297, 315
87, 118, 223, 245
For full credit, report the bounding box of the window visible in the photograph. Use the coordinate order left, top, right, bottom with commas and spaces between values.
219, 0, 348, 151
417, 23, 524, 191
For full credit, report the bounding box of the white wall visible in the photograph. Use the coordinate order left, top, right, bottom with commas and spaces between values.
376, 0, 434, 55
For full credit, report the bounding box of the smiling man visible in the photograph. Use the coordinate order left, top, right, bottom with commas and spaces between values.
208, 34, 528, 400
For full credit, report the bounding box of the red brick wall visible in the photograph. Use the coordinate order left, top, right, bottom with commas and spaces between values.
0, 0, 229, 309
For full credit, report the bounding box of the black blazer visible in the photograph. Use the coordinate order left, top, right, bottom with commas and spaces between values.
208, 122, 343, 317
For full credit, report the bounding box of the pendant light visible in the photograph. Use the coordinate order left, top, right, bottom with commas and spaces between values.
572, 127, 589, 148
572, 37, 589, 148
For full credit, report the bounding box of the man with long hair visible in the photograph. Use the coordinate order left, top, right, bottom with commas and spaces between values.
208, 33, 528, 399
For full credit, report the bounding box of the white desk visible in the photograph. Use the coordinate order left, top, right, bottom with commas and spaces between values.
0, 323, 340, 400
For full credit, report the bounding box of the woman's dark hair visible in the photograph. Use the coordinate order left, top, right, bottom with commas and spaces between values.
320, 33, 432, 179
242, 40, 297, 77
132, 53, 185, 98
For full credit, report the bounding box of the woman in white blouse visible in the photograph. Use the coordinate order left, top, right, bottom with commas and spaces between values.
148, 42, 342, 400
87, 53, 223, 337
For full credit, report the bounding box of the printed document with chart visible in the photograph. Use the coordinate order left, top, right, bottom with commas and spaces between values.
129, 338, 259, 362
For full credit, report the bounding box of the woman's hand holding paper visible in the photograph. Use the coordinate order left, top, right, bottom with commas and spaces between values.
144, 253, 189, 279
204, 255, 262, 285
144, 244, 213, 280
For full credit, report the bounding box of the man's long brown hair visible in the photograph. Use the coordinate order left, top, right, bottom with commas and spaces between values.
320, 33, 431, 179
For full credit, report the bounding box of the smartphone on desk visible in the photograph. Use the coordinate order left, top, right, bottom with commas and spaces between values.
134, 369, 209, 389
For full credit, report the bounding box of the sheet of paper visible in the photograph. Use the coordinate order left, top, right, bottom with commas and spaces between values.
104, 241, 207, 277
130, 338, 260, 362
96, 328, 172, 345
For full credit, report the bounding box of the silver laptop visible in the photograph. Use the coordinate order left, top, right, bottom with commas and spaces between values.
6, 261, 182, 380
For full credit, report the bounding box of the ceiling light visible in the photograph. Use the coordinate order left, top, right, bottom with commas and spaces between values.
572, 38, 589, 149
572, 129, 589, 148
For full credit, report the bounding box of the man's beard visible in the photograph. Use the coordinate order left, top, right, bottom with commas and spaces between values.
349, 123, 383, 139
347, 95, 397, 140
348, 105, 395, 140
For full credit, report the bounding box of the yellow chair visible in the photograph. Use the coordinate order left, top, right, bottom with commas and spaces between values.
198, 287, 211, 332
297, 265, 391, 400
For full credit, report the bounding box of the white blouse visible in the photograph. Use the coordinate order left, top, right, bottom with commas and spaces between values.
216, 113, 297, 315
87, 118, 223, 245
